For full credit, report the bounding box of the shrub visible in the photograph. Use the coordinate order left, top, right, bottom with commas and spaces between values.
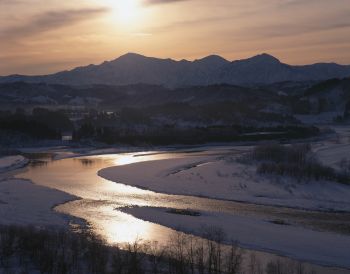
0, 224, 319, 274
251, 144, 311, 164
251, 144, 349, 184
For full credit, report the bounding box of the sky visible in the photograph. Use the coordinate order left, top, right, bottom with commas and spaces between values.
1, 0, 350, 75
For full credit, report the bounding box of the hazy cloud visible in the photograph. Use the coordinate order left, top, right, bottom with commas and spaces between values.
0, 0, 26, 6
144, 15, 227, 33
143, 0, 189, 5
0, 7, 109, 40
242, 10, 350, 39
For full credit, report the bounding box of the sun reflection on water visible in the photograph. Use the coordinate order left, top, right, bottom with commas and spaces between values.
18, 151, 192, 244
102, 212, 152, 244
58, 200, 170, 245
112, 154, 138, 166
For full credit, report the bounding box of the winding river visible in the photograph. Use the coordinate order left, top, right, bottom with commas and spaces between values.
16, 149, 350, 274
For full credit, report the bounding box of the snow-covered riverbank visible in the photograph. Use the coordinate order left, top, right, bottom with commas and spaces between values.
0, 155, 29, 173
0, 178, 77, 227
122, 206, 350, 269
0, 154, 78, 227
99, 153, 350, 212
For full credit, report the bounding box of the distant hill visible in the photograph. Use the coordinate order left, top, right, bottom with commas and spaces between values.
301, 78, 350, 114
1, 53, 350, 87
0, 82, 278, 109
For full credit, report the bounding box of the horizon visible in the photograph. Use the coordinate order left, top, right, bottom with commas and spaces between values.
1, 0, 350, 75
1, 51, 348, 77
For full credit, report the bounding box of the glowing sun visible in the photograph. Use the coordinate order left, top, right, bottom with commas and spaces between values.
109, 0, 141, 24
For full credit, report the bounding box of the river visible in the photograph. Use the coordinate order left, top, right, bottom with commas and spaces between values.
16, 149, 350, 274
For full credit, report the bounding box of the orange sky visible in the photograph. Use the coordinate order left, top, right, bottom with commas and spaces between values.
1, 0, 350, 75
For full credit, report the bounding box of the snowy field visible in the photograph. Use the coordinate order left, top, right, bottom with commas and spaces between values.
122, 206, 350, 269
99, 153, 350, 212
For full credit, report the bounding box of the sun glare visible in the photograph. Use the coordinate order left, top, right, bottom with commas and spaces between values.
108, 0, 141, 24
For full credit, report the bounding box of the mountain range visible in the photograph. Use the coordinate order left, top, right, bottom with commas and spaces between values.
1, 53, 350, 88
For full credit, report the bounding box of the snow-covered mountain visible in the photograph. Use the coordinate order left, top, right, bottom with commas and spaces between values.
1, 53, 350, 87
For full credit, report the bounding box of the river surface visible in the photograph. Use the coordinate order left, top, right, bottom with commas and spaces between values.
16, 148, 350, 274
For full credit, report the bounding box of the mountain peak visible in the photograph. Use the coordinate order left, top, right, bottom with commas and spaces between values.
247, 53, 281, 64
117, 52, 147, 60
197, 55, 227, 62
194, 55, 229, 67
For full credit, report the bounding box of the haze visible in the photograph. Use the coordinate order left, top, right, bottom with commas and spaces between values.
1, 0, 350, 75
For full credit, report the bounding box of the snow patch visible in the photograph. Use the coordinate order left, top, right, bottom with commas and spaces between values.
0, 178, 76, 227
0, 155, 29, 173
122, 206, 350, 269
99, 154, 350, 212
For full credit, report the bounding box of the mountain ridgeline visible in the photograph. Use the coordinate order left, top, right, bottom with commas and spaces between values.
1, 53, 350, 87
1, 53, 350, 145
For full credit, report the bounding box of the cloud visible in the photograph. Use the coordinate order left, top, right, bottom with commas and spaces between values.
277, 0, 320, 7
0, 0, 26, 6
242, 11, 350, 39
0, 0, 21, 3
142, 0, 189, 5
0, 7, 109, 40
146, 15, 225, 32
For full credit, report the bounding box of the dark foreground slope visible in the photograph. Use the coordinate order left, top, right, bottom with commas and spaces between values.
0, 224, 320, 274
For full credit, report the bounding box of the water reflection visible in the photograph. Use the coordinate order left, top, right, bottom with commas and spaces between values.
57, 200, 172, 245
16, 151, 350, 274
16, 151, 212, 243
22, 152, 54, 160
76, 158, 99, 166
29, 160, 48, 168
113, 154, 140, 166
